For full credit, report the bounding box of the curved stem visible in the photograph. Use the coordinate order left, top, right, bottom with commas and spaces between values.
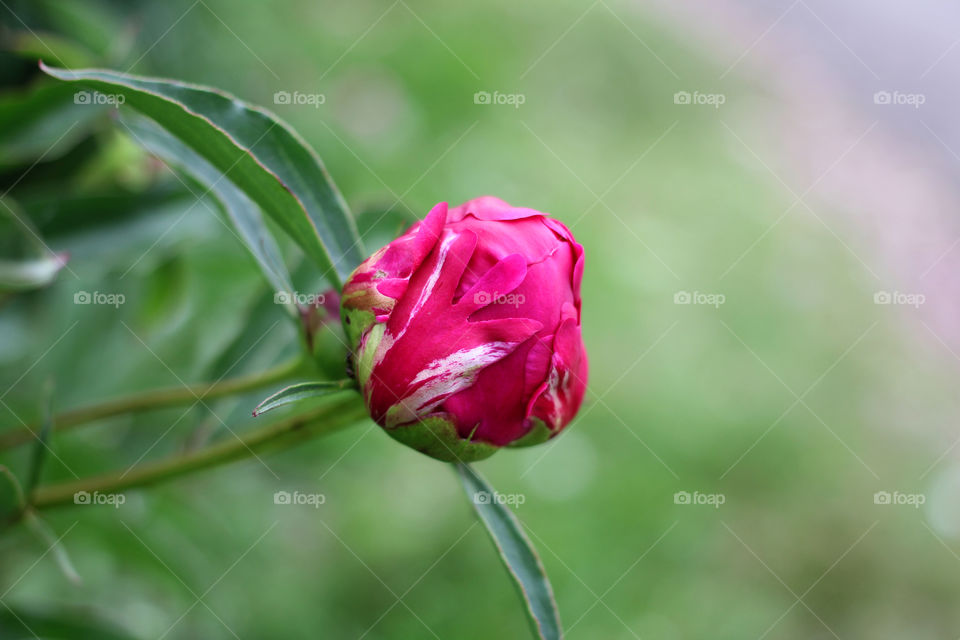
28, 392, 367, 511
0, 357, 304, 451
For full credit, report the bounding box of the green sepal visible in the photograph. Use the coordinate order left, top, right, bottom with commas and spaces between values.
340, 304, 376, 352
507, 418, 554, 448
385, 416, 498, 462
354, 322, 385, 392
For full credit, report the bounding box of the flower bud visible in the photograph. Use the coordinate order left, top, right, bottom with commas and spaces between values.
341, 197, 587, 461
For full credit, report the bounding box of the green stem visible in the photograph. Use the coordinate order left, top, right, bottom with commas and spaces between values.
28, 392, 367, 511
0, 357, 304, 451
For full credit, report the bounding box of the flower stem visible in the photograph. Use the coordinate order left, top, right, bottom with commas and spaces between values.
27, 392, 367, 511
0, 357, 304, 451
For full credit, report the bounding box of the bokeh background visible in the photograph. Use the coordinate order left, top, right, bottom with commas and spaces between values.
2, 0, 960, 638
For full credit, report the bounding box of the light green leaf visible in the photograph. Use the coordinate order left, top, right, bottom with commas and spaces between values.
24, 511, 82, 585
119, 111, 295, 305
0, 197, 68, 291
253, 380, 357, 417
0, 255, 68, 291
456, 463, 563, 640
40, 63, 365, 288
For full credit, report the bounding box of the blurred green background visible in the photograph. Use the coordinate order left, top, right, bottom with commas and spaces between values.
2, 0, 960, 638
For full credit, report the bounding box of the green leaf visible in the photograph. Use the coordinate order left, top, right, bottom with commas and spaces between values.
455, 463, 562, 640
26, 382, 55, 495
0, 465, 25, 526
24, 511, 82, 585
253, 380, 356, 417
40, 63, 365, 288
119, 111, 295, 305
0, 82, 104, 167
0, 254, 68, 291
0, 197, 68, 291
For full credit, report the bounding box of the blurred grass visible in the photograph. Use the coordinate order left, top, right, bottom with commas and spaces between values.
2, 0, 960, 638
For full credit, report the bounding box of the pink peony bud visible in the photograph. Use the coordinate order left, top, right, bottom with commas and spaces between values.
341, 197, 587, 461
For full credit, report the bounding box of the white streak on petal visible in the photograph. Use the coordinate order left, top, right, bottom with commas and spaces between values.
394, 232, 457, 342
541, 364, 563, 429
385, 341, 513, 427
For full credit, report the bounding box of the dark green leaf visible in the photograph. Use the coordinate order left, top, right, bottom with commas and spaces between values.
25, 382, 55, 495
0, 82, 104, 167
0, 465, 25, 525
119, 111, 295, 305
40, 64, 365, 288
253, 380, 356, 417
456, 463, 562, 640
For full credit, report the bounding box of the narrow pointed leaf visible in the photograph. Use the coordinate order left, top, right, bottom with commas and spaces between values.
455, 463, 563, 640
26, 383, 55, 495
0, 465, 25, 525
0, 196, 69, 291
0, 254, 68, 291
24, 511, 82, 584
40, 63, 365, 287
253, 380, 356, 417
119, 112, 295, 306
